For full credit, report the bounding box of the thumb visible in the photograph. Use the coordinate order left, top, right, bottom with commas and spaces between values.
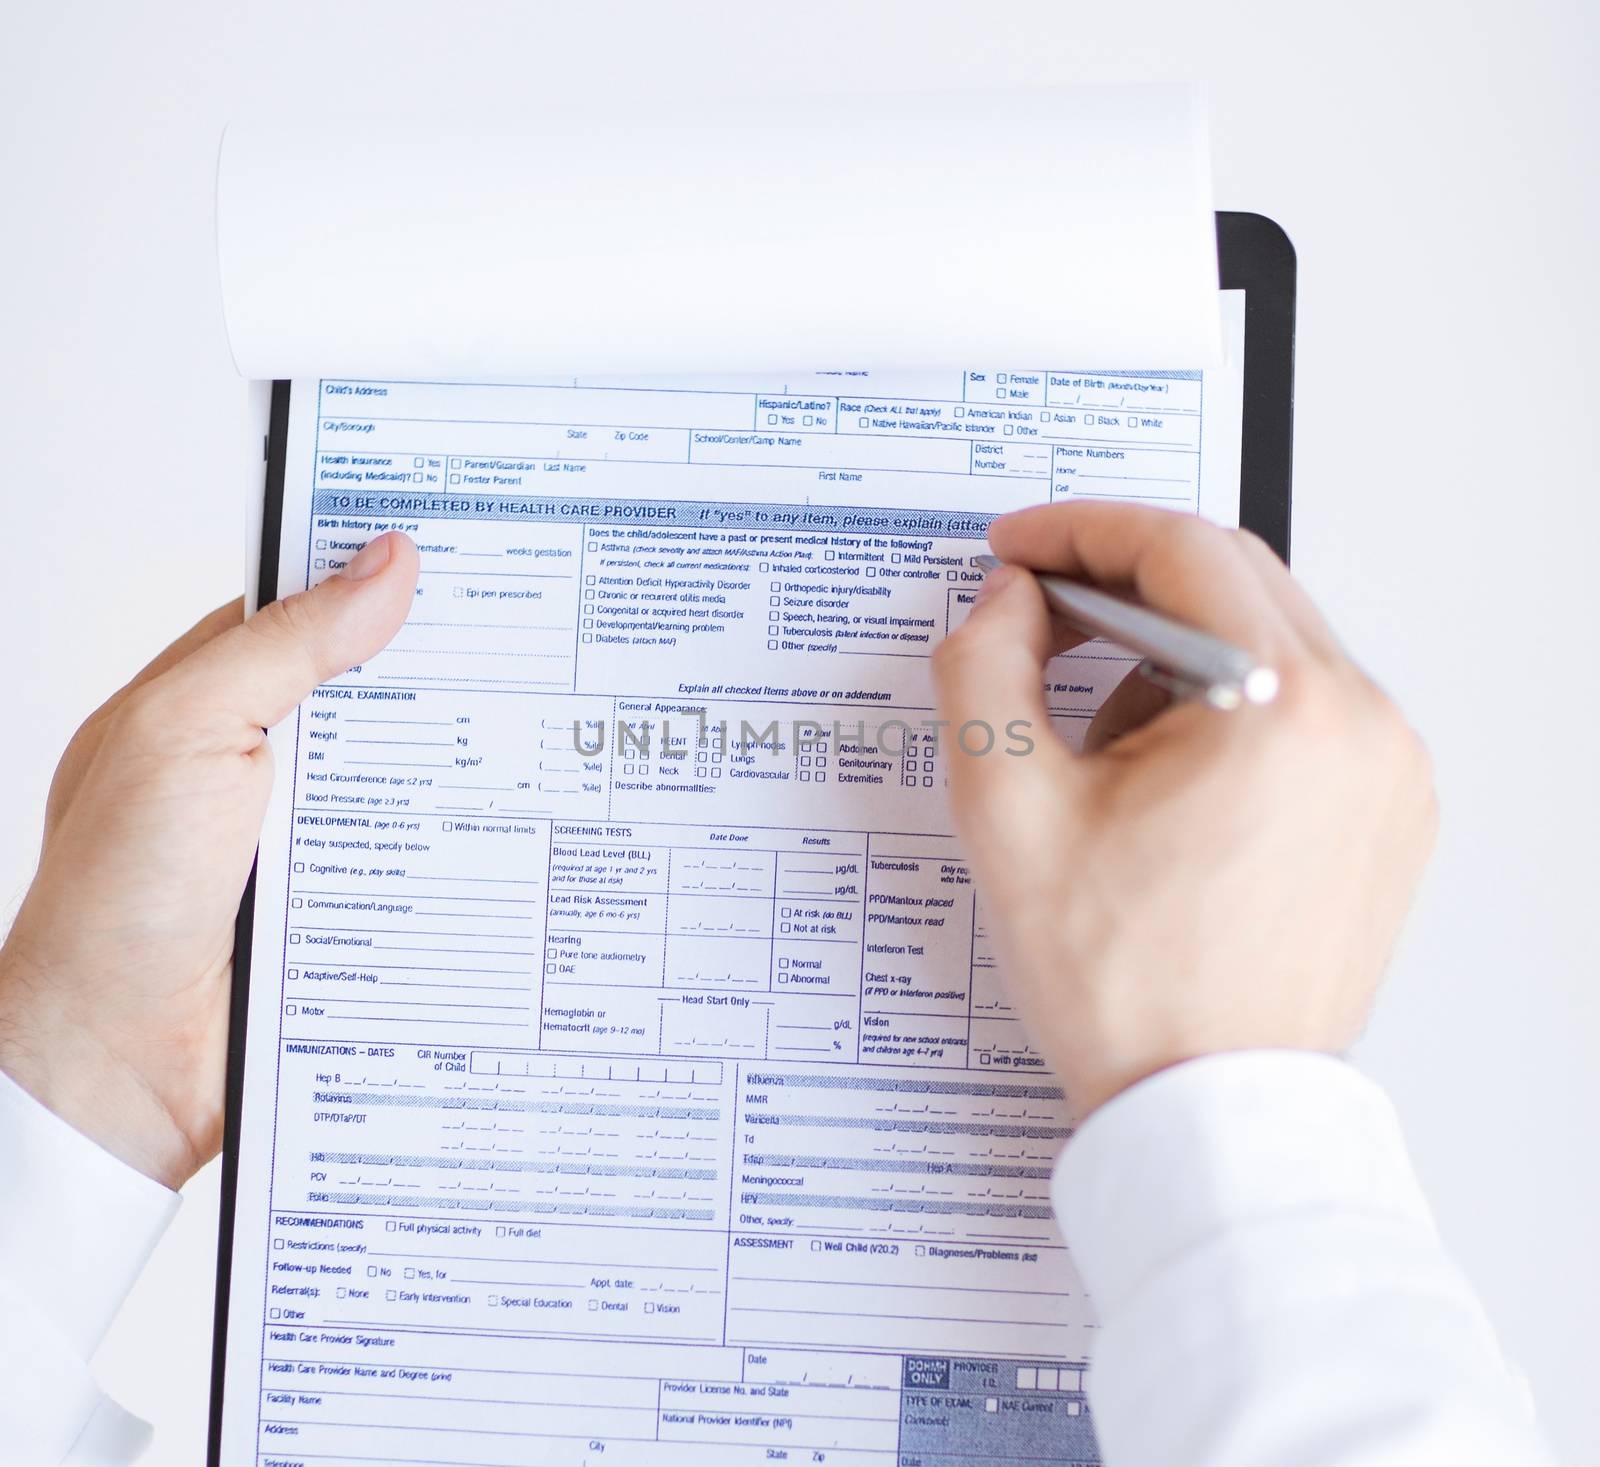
157, 531, 421, 733
931, 565, 1081, 852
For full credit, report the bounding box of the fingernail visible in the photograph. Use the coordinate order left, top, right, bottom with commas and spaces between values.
340, 533, 393, 582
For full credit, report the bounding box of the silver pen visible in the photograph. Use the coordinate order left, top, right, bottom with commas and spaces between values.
970, 554, 1279, 711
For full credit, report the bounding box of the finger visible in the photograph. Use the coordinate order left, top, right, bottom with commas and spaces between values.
932, 565, 1082, 851
1083, 667, 1174, 754
152, 532, 420, 739
1232, 530, 1345, 662
989, 502, 1304, 663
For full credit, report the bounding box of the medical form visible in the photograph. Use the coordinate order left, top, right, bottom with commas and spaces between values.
217, 296, 1245, 1465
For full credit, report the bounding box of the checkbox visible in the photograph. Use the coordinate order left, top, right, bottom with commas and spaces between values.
768, 414, 778, 425
315, 538, 328, 550
273, 1238, 285, 1251
314, 558, 326, 569
866, 566, 875, 577
386, 1221, 397, 1232
291, 898, 302, 908
288, 933, 300, 944
586, 574, 596, 584
979, 1051, 991, 1064
947, 570, 957, 580
285, 1003, 297, 1015
768, 640, 778, 650
759, 562, 769, 573
287, 968, 299, 980
858, 416, 869, 427
367, 1265, 378, 1276
488, 1294, 499, 1306
449, 473, 461, 484
495, 1226, 506, 1237
914, 1244, 926, 1256
1039, 410, 1051, 422
582, 633, 592, 643
386, 1290, 397, 1301
803, 415, 814, 426
293, 861, 304, 872
644, 1302, 655, 1313
452, 586, 464, 598
413, 457, 423, 467
404, 1268, 415, 1279
995, 388, 1006, 399
1003, 425, 1013, 435
769, 610, 779, 621
781, 906, 791, 917
891, 553, 901, 563
450, 457, 462, 468
337, 1287, 347, 1298
985, 1397, 998, 1413
269, 1308, 281, 1319
997, 373, 1008, 384
769, 595, 779, 606
781, 921, 791, 932
442, 821, 452, 831
412, 472, 423, 483
1016, 1367, 1037, 1389
777, 973, 788, 984
588, 1299, 599, 1311
546, 962, 555, 973
954, 406, 965, 418
811, 1240, 822, 1252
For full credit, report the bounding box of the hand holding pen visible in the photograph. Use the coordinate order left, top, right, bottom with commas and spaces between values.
935, 502, 1437, 1121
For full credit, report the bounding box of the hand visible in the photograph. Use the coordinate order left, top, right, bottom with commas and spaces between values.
0, 533, 419, 1189
932, 503, 1437, 1120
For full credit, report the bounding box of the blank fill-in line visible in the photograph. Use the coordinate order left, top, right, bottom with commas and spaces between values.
1068, 491, 1192, 503
305, 998, 525, 1011
298, 890, 538, 905
295, 926, 537, 939
346, 760, 454, 769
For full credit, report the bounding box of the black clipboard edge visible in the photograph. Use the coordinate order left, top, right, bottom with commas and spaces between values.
206, 380, 289, 1467
206, 224, 1296, 1460
1217, 210, 1297, 562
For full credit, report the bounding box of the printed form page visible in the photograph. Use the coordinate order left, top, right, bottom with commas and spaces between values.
221, 295, 1244, 1467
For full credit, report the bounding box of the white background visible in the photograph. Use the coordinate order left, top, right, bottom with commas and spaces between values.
2, 3, 1596, 1463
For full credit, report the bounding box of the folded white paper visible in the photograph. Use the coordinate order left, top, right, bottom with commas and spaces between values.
216, 88, 1219, 379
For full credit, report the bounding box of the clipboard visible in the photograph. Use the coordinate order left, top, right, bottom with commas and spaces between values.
208, 210, 1296, 1464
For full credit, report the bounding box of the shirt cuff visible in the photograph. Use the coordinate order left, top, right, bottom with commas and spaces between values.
0, 1067, 180, 1358
1050, 1050, 1436, 1321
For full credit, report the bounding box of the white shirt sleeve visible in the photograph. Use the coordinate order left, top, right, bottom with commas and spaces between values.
0, 1070, 180, 1466
1052, 1050, 1553, 1467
